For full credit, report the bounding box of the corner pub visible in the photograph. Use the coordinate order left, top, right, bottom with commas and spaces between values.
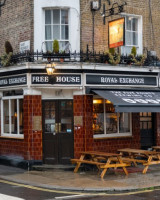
0, 62, 160, 167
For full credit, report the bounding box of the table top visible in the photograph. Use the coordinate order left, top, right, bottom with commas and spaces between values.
152, 146, 160, 149
118, 148, 159, 155
80, 151, 120, 157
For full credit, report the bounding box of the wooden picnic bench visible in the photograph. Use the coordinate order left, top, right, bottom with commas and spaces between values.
152, 146, 160, 151
71, 151, 131, 178
118, 148, 160, 174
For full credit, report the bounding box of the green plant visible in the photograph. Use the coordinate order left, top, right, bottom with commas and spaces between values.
109, 48, 115, 55
131, 46, 137, 57
0, 52, 13, 67
104, 51, 120, 65
5, 41, 13, 54
53, 40, 59, 54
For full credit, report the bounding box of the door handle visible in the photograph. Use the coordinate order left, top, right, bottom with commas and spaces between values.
58, 123, 61, 132
55, 123, 59, 134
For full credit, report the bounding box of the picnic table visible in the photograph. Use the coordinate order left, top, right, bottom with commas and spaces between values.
152, 146, 160, 151
71, 151, 130, 178
118, 148, 160, 174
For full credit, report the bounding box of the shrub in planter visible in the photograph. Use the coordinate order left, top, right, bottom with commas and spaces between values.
0, 41, 13, 67
53, 40, 59, 54
104, 51, 120, 65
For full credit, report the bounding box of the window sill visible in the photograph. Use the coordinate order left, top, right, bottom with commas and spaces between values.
0, 135, 24, 140
93, 133, 132, 139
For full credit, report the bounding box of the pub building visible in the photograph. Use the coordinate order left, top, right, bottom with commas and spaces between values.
0, 0, 160, 167
0, 63, 160, 166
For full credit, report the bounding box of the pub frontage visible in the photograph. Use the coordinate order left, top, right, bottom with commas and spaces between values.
0, 63, 160, 166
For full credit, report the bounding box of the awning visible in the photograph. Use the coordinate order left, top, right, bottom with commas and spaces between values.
92, 90, 160, 112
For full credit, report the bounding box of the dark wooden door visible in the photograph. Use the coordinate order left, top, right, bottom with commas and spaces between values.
42, 100, 74, 164
140, 112, 155, 150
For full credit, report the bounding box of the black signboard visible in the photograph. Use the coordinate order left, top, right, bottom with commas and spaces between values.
0, 75, 27, 87
32, 74, 81, 85
86, 75, 157, 86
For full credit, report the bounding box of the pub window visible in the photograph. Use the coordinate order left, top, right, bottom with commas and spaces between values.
45, 9, 69, 51
93, 98, 131, 138
1, 96, 23, 138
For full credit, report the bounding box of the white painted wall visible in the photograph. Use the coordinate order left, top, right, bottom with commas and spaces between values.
34, 0, 80, 52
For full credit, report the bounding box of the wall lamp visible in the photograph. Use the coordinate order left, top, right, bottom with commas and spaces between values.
101, 1, 127, 24
0, 0, 6, 16
46, 63, 56, 75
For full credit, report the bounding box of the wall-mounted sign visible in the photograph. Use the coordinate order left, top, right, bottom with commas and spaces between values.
0, 75, 27, 87
20, 40, 30, 52
86, 75, 157, 86
32, 74, 81, 85
109, 18, 125, 48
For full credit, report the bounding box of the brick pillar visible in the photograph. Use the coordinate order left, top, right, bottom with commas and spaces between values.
73, 95, 94, 158
23, 95, 42, 161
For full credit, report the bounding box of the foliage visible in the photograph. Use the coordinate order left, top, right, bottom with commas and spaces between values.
109, 48, 115, 55
131, 46, 137, 57
5, 41, 13, 54
0, 52, 13, 67
53, 40, 59, 53
104, 51, 120, 65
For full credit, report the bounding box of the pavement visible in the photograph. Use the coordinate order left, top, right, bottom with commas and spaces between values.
0, 164, 160, 192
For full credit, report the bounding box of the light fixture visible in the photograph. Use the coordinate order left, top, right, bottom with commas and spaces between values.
46, 63, 56, 75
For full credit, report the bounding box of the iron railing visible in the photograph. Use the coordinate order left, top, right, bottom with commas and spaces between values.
0, 50, 160, 67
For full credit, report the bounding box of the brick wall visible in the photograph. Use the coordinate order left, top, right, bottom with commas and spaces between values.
80, 0, 160, 58
74, 95, 140, 158
0, 95, 42, 161
0, 0, 34, 55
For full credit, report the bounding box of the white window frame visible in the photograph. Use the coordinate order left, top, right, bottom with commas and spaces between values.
44, 9, 70, 51
1, 96, 23, 138
121, 13, 143, 55
93, 99, 132, 139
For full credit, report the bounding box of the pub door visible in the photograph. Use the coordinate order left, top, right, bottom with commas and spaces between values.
42, 100, 74, 164
140, 112, 155, 150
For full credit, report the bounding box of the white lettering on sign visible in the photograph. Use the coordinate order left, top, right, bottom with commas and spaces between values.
32, 76, 49, 83
56, 76, 80, 83
122, 98, 160, 104
9, 77, 26, 84
101, 77, 118, 83
119, 78, 144, 84
0, 79, 8, 85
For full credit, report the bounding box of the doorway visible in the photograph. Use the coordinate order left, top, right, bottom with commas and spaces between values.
42, 100, 74, 164
140, 112, 155, 150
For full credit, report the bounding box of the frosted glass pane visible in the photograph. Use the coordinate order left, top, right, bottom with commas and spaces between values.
133, 32, 138, 45
45, 10, 51, 24
61, 10, 68, 24
46, 42, 52, 51
53, 10, 60, 24
126, 16, 131, 30
61, 25, 69, 39
126, 31, 132, 45
132, 18, 138, 31
53, 25, 60, 39
45, 26, 52, 40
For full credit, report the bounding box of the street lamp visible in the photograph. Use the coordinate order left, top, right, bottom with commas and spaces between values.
46, 62, 56, 75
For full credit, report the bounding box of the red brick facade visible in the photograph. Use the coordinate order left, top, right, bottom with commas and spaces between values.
74, 95, 140, 158
0, 95, 42, 161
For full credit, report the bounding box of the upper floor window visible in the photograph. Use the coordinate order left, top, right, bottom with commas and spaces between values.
1, 96, 23, 138
121, 14, 142, 55
45, 9, 69, 51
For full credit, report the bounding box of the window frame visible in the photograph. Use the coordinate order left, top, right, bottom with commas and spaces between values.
44, 8, 70, 51
93, 99, 132, 139
121, 13, 143, 55
1, 96, 24, 138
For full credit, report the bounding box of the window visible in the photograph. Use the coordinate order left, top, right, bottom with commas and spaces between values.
93, 98, 131, 138
1, 97, 23, 138
45, 9, 69, 51
121, 14, 142, 55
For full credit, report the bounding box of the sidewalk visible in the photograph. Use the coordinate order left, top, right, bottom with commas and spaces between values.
0, 164, 160, 192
